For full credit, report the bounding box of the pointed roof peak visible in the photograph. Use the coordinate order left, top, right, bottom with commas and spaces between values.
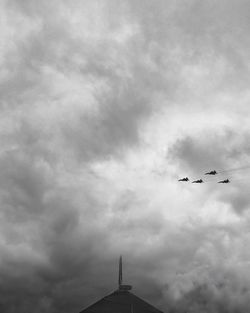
79, 290, 164, 313
78, 257, 164, 313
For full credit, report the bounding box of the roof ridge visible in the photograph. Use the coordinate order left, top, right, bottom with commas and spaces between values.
79, 290, 164, 313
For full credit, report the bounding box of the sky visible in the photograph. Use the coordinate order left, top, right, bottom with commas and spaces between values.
1, 0, 250, 312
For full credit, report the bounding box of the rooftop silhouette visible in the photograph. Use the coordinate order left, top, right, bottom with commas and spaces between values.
79, 256, 163, 313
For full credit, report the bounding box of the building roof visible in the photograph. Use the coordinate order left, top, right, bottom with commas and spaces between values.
79, 290, 163, 313
79, 256, 163, 313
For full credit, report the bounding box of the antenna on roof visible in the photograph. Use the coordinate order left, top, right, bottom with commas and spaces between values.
119, 255, 123, 287
118, 256, 132, 291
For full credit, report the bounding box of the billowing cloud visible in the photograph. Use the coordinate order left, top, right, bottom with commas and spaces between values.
1, 0, 250, 312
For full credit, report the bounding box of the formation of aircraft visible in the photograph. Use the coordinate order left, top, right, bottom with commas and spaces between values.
177, 164, 250, 184
178, 169, 230, 184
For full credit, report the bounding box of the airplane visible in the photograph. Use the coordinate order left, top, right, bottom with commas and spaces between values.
205, 170, 217, 175
178, 177, 189, 181
218, 179, 230, 183
192, 179, 204, 183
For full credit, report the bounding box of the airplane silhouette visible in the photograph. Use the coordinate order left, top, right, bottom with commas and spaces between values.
218, 179, 230, 183
205, 170, 217, 175
178, 177, 189, 181
192, 179, 204, 183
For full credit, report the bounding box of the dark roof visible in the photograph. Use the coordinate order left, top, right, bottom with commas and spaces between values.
79, 290, 163, 313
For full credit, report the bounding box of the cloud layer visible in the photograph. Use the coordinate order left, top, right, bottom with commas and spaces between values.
1, 0, 250, 312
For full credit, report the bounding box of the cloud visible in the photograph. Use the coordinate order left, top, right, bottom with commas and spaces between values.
167, 281, 250, 313
1, 0, 250, 312
168, 129, 249, 173
168, 130, 250, 214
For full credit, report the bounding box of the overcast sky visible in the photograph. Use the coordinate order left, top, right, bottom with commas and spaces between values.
1, 0, 250, 312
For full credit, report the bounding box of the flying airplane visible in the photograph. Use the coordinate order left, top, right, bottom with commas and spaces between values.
218, 179, 230, 183
205, 170, 217, 175
178, 177, 189, 181
192, 179, 204, 183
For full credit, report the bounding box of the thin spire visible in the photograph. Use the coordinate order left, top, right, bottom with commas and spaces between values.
119, 255, 122, 286
118, 256, 132, 291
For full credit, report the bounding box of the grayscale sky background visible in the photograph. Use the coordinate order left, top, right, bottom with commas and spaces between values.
1, 0, 250, 312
